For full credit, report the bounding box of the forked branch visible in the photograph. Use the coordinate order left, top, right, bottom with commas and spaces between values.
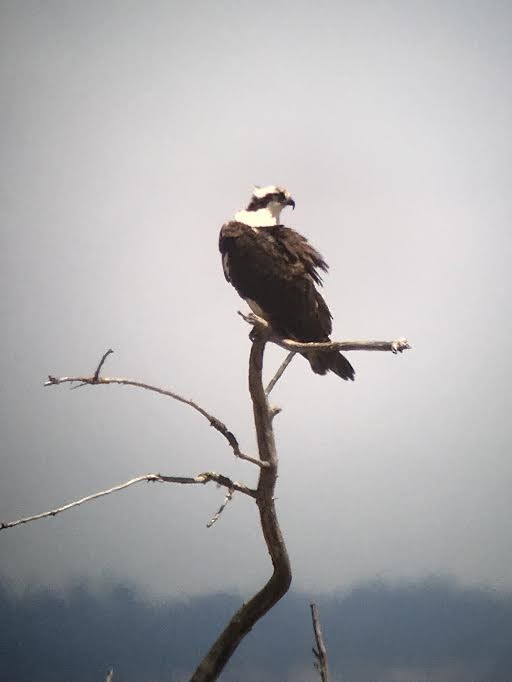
1, 473, 256, 531
45, 354, 266, 469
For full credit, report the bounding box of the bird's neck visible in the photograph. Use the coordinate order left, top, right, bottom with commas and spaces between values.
234, 206, 282, 227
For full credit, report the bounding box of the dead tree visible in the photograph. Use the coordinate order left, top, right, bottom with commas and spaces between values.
311, 603, 331, 682
1, 314, 410, 680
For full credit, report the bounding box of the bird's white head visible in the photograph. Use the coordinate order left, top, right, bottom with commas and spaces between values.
235, 185, 295, 227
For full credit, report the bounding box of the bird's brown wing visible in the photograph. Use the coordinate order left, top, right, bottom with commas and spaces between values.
219, 222, 332, 340
273, 225, 328, 285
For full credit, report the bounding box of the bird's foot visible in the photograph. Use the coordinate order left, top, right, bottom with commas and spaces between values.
238, 310, 272, 341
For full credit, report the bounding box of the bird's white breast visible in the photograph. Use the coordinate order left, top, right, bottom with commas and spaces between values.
235, 208, 278, 227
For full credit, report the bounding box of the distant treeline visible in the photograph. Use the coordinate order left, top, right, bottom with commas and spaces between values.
1, 577, 511, 681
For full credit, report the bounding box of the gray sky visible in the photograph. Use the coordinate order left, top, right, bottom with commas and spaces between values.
1, 0, 511, 598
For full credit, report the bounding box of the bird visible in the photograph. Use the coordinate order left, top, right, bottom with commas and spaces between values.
219, 185, 355, 380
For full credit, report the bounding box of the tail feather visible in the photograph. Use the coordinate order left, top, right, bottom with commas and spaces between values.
305, 349, 355, 381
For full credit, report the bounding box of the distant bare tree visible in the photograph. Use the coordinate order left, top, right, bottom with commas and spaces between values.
1, 313, 410, 680
311, 603, 331, 682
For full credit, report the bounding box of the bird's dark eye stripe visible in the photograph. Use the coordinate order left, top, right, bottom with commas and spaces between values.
246, 192, 286, 211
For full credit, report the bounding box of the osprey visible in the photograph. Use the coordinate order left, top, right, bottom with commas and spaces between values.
219, 185, 355, 381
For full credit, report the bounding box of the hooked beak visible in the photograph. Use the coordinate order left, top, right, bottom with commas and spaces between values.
285, 197, 296, 210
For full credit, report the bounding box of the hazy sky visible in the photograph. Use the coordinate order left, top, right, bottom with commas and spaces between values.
1, 0, 511, 598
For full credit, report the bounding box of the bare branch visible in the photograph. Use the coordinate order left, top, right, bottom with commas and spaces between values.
45, 370, 268, 469
1, 472, 256, 531
311, 603, 331, 682
281, 337, 411, 354
206, 488, 234, 528
265, 351, 296, 396
239, 311, 411, 355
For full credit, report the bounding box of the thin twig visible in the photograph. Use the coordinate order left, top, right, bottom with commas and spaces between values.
206, 488, 234, 528
45, 371, 268, 469
93, 348, 114, 381
311, 603, 331, 682
265, 351, 295, 396
0, 473, 256, 531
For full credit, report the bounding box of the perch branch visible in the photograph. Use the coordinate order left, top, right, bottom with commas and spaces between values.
281, 337, 411, 353
0, 472, 256, 531
46, 360, 267, 469
311, 603, 331, 682
190, 335, 292, 681
239, 311, 411, 354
